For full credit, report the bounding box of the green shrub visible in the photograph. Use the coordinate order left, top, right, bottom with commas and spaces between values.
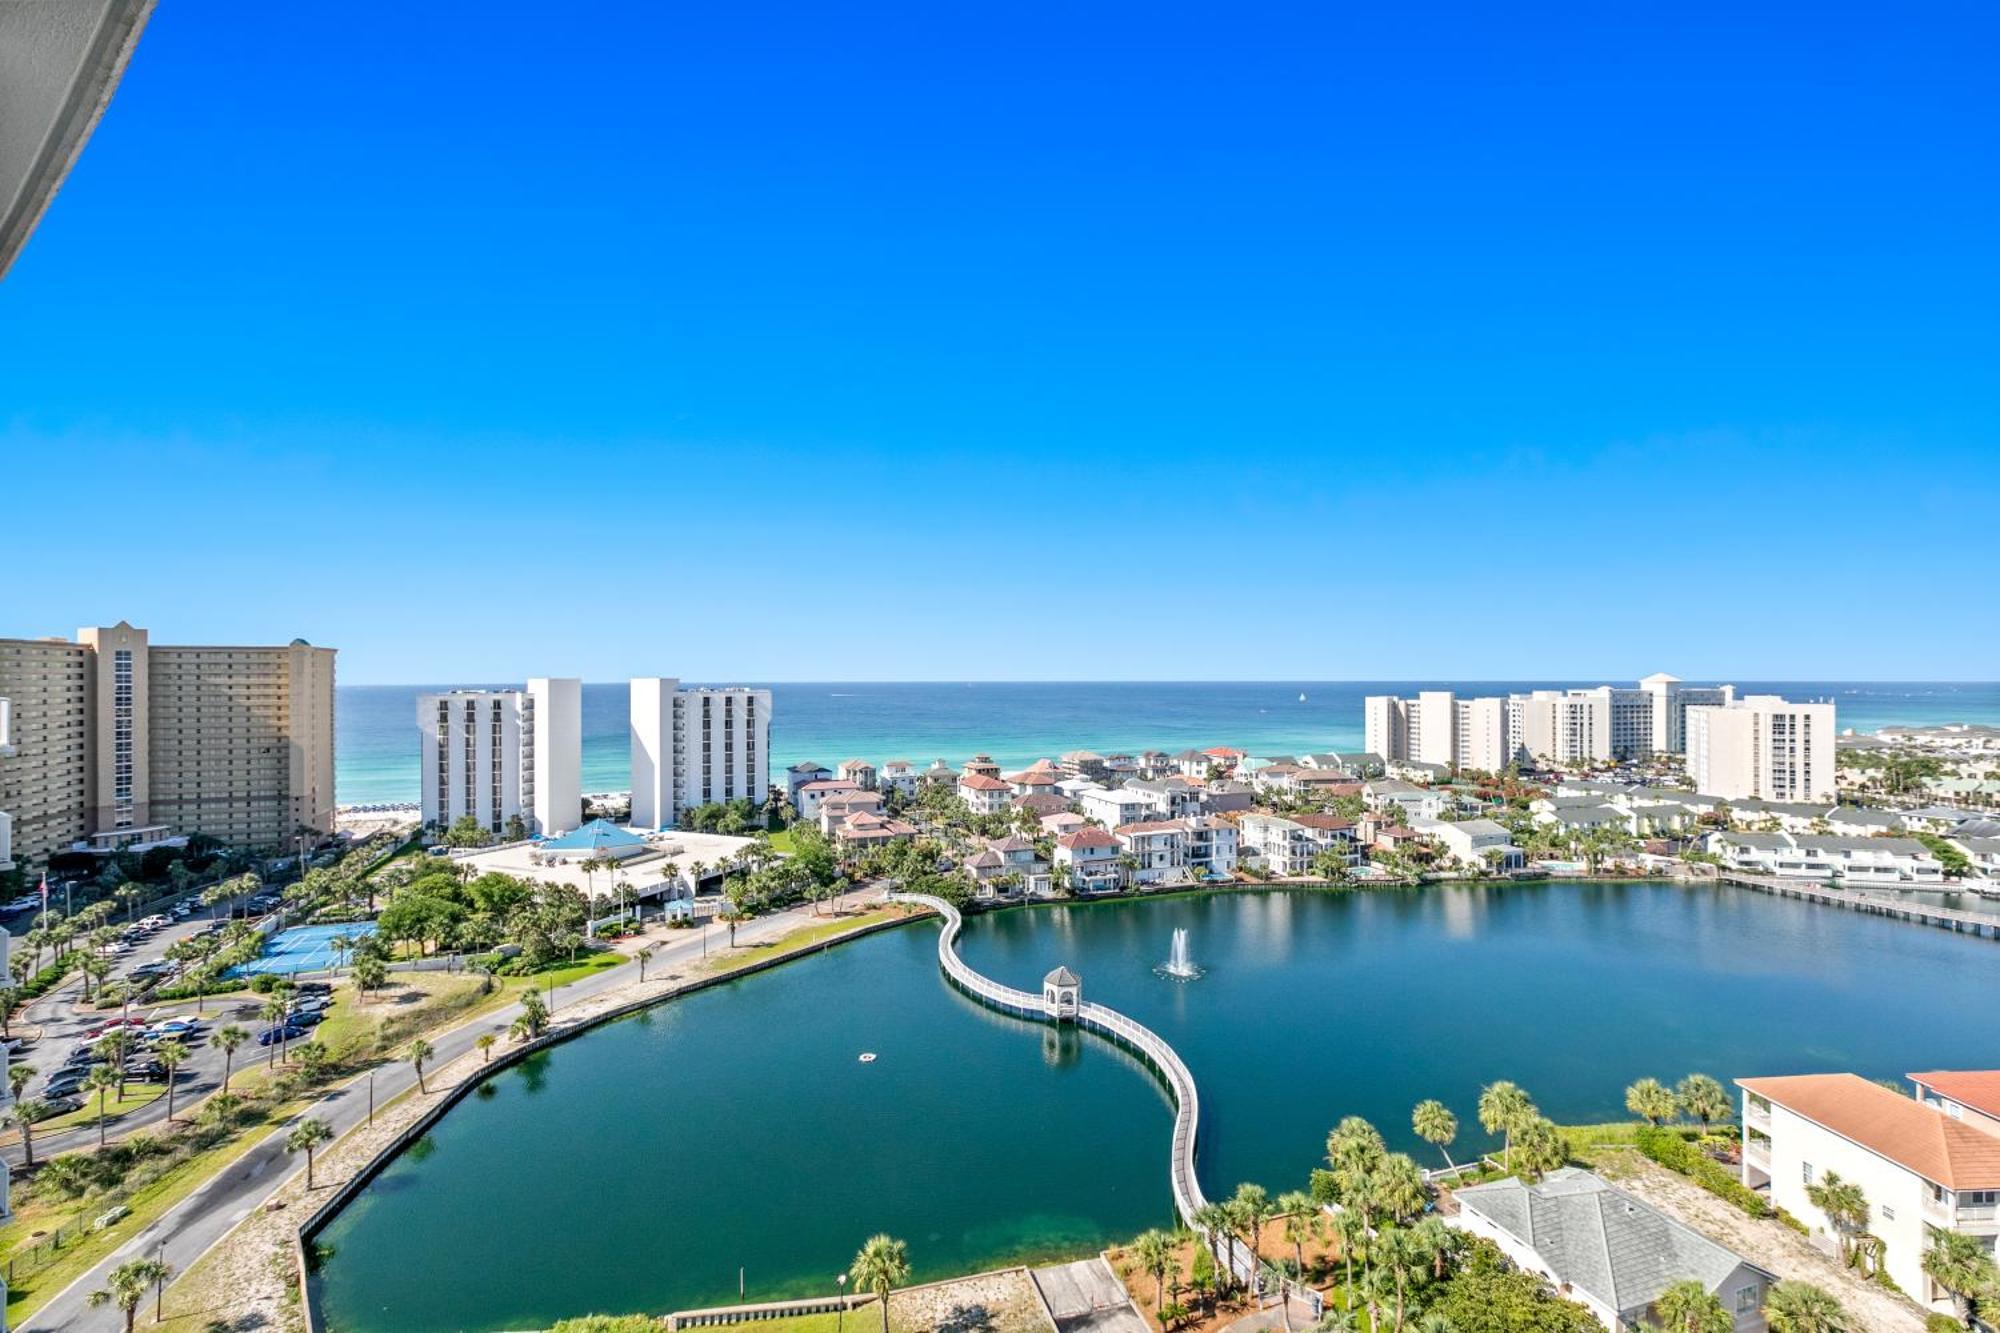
1926, 1316, 1962, 1333
1775, 1207, 1808, 1235
1633, 1125, 1770, 1218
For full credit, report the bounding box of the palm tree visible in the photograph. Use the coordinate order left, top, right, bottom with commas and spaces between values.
636, 945, 655, 983
85, 1063, 119, 1147
1330, 1205, 1367, 1306
1132, 1228, 1177, 1315
1922, 1226, 1994, 1326
9, 1098, 50, 1168
331, 933, 354, 971
1411, 1099, 1459, 1172
287, 1116, 334, 1187
1512, 1117, 1568, 1182
262, 996, 290, 1066
1804, 1172, 1869, 1265
1654, 1278, 1731, 1333
156, 1038, 189, 1121
1626, 1077, 1678, 1126
1762, 1280, 1849, 1333
1277, 1190, 1320, 1276
1191, 1202, 1238, 1286
1411, 1215, 1457, 1282
217, 1024, 248, 1091
850, 1233, 910, 1333
1371, 1225, 1421, 1331
1233, 1182, 1274, 1275
1477, 1081, 1536, 1171
1372, 1154, 1429, 1225
476, 1033, 497, 1063
8, 1061, 31, 1104
1677, 1073, 1731, 1129
409, 1038, 435, 1093
87, 1257, 173, 1333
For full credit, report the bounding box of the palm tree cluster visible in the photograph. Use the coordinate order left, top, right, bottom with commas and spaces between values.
1623, 1073, 1732, 1129
1474, 1082, 1567, 1181
1922, 1226, 2000, 1327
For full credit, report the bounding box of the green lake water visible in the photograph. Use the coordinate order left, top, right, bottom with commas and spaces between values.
312, 883, 2000, 1330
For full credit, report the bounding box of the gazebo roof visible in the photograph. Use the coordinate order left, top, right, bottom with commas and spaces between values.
1045, 965, 1080, 987
539, 818, 648, 855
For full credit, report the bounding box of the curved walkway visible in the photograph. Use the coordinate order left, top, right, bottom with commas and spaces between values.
889, 892, 1209, 1227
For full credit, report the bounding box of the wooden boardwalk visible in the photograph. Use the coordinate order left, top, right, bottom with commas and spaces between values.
1720, 872, 2000, 939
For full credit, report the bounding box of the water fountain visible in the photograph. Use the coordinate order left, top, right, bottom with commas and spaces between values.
1156, 927, 1203, 980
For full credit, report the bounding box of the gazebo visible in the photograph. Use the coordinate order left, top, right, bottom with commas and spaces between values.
1042, 965, 1081, 1021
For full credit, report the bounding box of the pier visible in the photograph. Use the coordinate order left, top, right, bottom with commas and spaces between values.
1720, 872, 2000, 939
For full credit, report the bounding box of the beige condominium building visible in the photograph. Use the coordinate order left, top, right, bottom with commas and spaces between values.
0, 622, 335, 869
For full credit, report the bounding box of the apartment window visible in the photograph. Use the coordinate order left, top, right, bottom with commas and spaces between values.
1880, 1205, 1895, 1222
1801, 1162, 1814, 1185
1734, 1285, 1758, 1314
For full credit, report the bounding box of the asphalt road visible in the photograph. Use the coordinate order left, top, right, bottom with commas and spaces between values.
26, 890, 876, 1332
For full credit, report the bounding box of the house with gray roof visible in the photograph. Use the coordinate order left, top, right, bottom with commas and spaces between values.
1452, 1168, 1774, 1331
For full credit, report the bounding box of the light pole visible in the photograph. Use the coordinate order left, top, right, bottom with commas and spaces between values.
836, 1272, 849, 1333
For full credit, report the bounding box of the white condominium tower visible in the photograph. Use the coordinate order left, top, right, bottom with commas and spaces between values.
1364, 673, 1740, 769
629, 678, 771, 830
1685, 695, 1836, 803
417, 678, 581, 838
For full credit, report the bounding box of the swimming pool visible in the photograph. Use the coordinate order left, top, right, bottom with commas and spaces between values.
225, 922, 377, 977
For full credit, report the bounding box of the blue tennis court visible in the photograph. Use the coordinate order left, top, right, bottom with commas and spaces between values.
225, 922, 377, 978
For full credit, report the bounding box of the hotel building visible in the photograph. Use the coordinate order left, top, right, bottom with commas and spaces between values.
1365, 673, 1740, 770
629, 678, 772, 830
1685, 695, 1836, 803
417, 678, 581, 838
0, 623, 336, 867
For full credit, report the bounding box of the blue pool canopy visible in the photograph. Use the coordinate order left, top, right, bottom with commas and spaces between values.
538, 818, 648, 855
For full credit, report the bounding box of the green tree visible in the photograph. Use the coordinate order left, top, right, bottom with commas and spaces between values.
156, 1037, 189, 1121
636, 945, 655, 982
1512, 1117, 1568, 1182
1626, 1077, 1678, 1126
85, 1062, 119, 1147
1233, 1182, 1275, 1275
354, 953, 388, 1001
408, 1037, 435, 1093
1372, 1153, 1429, 1225
476, 1032, 497, 1063
8, 1097, 51, 1168
1654, 1279, 1731, 1333
1921, 1227, 1996, 1327
1412, 1099, 1459, 1172
1762, 1280, 1849, 1333
1677, 1073, 1731, 1130
1278, 1190, 1321, 1277
1477, 1081, 1536, 1171
287, 1116, 334, 1187
444, 815, 492, 848
851, 1233, 911, 1333
512, 988, 550, 1041
1805, 1172, 1869, 1265
87, 1257, 173, 1333
217, 1023, 248, 1091
1133, 1228, 1178, 1315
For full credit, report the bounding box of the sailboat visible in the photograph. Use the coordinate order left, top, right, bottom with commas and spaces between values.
1298, 692, 1307, 702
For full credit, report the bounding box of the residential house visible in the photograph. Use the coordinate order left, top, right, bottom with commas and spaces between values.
957, 771, 1012, 816
1054, 826, 1124, 892
1948, 836, 2000, 881
963, 755, 1002, 780
832, 809, 917, 849
786, 762, 834, 804
1387, 758, 1451, 784
1713, 832, 1941, 885
1202, 780, 1256, 814
1058, 750, 1109, 782
1005, 766, 1062, 799
1453, 1168, 1774, 1332
836, 759, 878, 791
795, 779, 861, 823
878, 760, 921, 797
1740, 1072, 2000, 1313
817, 789, 885, 836
1124, 777, 1204, 820
1237, 812, 1360, 876
1076, 785, 1154, 832
1826, 806, 1906, 837
1013, 793, 1071, 821
1415, 817, 1524, 871
1172, 749, 1214, 779
965, 833, 1050, 896
1116, 819, 1191, 885
1040, 811, 1088, 839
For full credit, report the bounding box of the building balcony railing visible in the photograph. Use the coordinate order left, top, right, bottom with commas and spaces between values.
1745, 1106, 1772, 1132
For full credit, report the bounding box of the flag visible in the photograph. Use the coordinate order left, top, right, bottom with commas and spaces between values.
39, 870, 48, 910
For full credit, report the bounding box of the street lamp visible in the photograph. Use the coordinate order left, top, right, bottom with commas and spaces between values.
836, 1272, 849, 1333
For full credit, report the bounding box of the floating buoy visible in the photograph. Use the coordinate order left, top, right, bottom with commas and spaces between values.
858, 1052, 877, 1063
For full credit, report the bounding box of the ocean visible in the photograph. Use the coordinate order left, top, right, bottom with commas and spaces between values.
334, 680, 2000, 807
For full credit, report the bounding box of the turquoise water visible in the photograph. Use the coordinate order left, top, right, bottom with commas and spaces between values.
335, 680, 2000, 805
311, 884, 2000, 1331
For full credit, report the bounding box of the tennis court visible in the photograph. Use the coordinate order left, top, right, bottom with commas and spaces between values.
225, 922, 377, 978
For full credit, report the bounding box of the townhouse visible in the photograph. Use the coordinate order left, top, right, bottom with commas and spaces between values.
795, 779, 863, 823
1740, 1072, 2000, 1313
964, 833, 1050, 896
956, 770, 1012, 816
1054, 826, 1124, 892
1237, 811, 1360, 876
1413, 817, 1524, 871
1710, 832, 1944, 884
1076, 784, 1154, 832
1112, 816, 1239, 885
878, 760, 921, 797
836, 759, 878, 790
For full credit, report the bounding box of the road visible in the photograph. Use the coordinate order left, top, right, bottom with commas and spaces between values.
27, 888, 878, 1331
6, 907, 255, 1162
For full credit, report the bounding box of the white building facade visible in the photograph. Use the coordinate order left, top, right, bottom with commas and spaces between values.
1365, 674, 1737, 770
417, 679, 581, 839
1686, 695, 1836, 803
630, 678, 772, 830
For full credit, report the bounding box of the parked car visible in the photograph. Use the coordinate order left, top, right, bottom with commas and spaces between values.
295, 981, 332, 995
256, 1025, 307, 1047
283, 1009, 326, 1028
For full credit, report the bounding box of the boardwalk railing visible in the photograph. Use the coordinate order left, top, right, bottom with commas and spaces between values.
1720, 872, 2000, 939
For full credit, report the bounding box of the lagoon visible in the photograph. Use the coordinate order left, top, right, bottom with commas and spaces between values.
312, 883, 2000, 1331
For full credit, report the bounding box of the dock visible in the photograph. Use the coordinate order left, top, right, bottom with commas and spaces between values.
1720, 872, 2000, 939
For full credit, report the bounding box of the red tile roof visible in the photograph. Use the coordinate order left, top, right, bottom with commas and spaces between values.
1739, 1073, 2000, 1189
1057, 828, 1119, 850
1910, 1071, 2000, 1121
957, 773, 1010, 791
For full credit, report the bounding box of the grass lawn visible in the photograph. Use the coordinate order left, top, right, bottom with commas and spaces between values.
26, 1082, 167, 1136
697, 906, 910, 975
1, 1110, 278, 1324
765, 827, 797, 854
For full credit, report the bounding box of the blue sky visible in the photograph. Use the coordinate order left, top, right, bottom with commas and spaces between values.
3, 2, 1995, 684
